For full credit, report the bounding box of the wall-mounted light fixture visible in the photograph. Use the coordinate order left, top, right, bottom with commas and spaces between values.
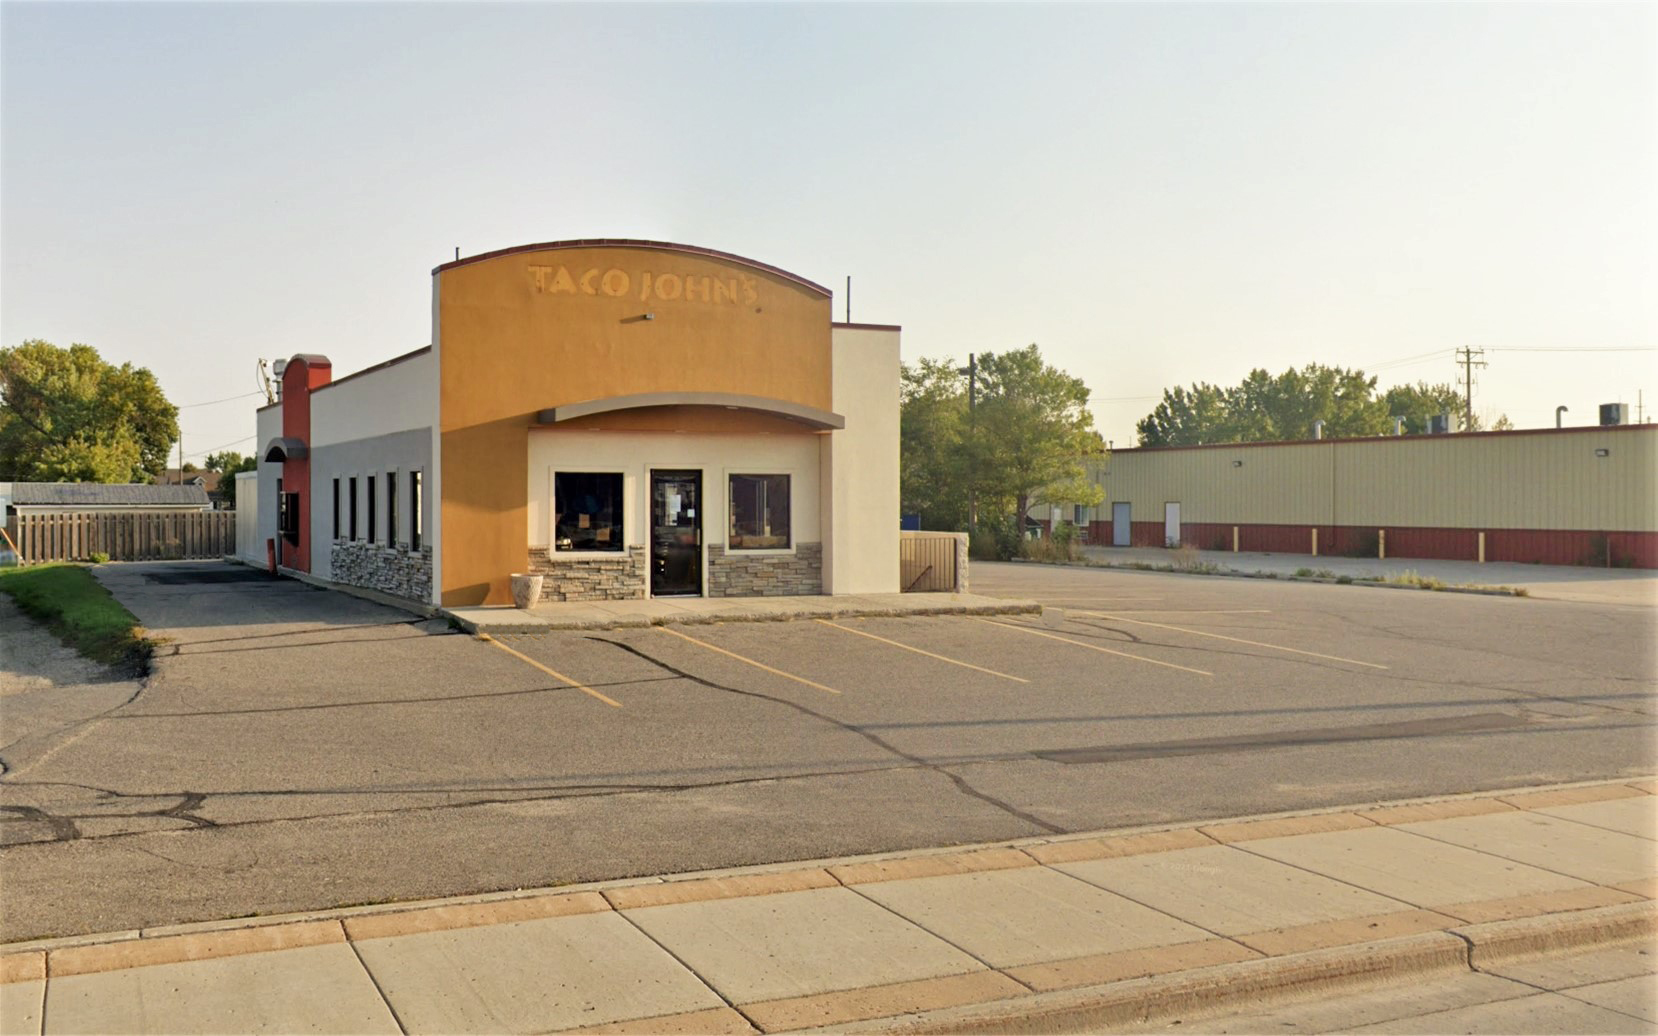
1595, 448, 1610, 457
1231, 460, 1244, 468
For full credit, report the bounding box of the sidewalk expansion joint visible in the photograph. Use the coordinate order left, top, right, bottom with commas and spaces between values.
610, 905, 760, 1033
346, 936, 409, 1036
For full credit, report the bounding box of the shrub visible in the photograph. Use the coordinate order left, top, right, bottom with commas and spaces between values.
1023, 536, 1081, 563
89, 551, 110, 564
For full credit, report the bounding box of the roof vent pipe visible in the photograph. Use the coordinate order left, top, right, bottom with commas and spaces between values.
1556, 405, 1568, 429
1312, 420, 1325, 440
1391, 416, 1405, 436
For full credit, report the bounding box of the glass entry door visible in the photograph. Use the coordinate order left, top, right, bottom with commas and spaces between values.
650, 470, 702, 597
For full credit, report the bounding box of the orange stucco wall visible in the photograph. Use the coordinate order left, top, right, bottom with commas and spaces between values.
437, 242, 833, 606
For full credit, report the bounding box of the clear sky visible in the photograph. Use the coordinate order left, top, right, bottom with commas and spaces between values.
3, 2, 1654, 460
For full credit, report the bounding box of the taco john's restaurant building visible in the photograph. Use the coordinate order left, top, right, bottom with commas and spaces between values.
251, 240, 900, 607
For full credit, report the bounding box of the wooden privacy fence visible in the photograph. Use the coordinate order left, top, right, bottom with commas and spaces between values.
900, 531, 968, 593
10, 511, 236, 563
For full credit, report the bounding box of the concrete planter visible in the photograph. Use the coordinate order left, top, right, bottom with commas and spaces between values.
509, 573, 544, 609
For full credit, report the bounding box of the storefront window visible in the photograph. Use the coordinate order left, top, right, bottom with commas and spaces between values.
555, 472, 623, 552
729, 474, 790, 549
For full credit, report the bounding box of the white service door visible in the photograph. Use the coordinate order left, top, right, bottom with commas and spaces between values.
1164, 502, 1181, 547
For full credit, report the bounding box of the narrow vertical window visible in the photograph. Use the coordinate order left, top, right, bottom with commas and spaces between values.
367, 476, 377, 544
410, 470, 423, 551
386, 471, 399, 547
349, 477, 359, 541
332, 479, 341, 540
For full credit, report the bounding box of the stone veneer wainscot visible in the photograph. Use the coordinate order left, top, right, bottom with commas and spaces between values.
331, 541, 433, 603
527, 546, 647, 602
707, 542, 822, 597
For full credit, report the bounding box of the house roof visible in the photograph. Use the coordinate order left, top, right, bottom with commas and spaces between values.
9, 482, 212, 507
156, 470, 223, 493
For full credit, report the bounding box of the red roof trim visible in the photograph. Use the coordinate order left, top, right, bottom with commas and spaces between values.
832, 321, 902, 332
1114, 423, 1655, 453
432, 239, 830, 297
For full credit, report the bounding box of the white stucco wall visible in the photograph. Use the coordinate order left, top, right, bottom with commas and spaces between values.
822, 326, 901, 594
254, 403, 282, 564
309, 349, 436, 446
526, 428, 823, 556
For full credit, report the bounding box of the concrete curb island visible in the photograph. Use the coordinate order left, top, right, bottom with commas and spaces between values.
1010, 557, 1533, 598
3, 778, 1652, 1034
443, 592, 1042, 635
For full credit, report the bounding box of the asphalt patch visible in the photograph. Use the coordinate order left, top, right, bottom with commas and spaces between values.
141, 568, 287, 585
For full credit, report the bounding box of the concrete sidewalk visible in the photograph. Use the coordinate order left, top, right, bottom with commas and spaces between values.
445, 591, 1039, 634
1077, 546, 1658, 608
3, 780, 1652, 1035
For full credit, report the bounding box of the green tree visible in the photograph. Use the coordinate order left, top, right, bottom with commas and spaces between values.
203, 449, 259, 506
0, 340, 179, 482
1380, 382, 1512, 432
1139, 364, 1390, 445
1381, 382, 1465, 434
203, 450, 258, 476
899, 358, 970, 530
1135, 383, 1230, 446
972, 345, 1105, 538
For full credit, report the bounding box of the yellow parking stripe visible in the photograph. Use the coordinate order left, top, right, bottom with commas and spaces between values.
477, 634, 622, 707
974, 618, 1213, 677
1077, 613, 1389, 670
816, 619, 1029, 683
659, 627, 842, 695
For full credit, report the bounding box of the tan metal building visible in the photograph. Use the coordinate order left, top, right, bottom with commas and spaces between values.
1050, 425, 1656, 568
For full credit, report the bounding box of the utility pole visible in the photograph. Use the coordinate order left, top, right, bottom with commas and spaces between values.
956, 354, 978, 532
1456, 346, 1486, 430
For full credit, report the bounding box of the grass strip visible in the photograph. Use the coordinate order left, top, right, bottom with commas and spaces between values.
0, 563, 152, 674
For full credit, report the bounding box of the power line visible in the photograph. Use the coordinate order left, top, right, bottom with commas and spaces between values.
177, 390, 263, 409
1360, 348, 1452, 372
180, 433, 256, 460
1488, 347, 1655, 353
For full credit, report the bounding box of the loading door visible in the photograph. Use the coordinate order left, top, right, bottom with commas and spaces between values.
1111, 502, 1131, 546
1164, 502, 1181, 547
651, 470, 702, 597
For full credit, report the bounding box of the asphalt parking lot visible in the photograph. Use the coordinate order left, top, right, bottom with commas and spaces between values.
1, 560, 1653, 940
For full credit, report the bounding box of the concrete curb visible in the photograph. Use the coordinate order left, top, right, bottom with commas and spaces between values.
816, 903, 1658, 1035
1014, 557, 1532, 598
4, 776, 1647, 957
1457, 900, 1658, 967
445, 599, 1042, 634
818, 932, 1472, 1034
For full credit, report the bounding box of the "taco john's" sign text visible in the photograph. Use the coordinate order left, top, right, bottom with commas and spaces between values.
527, 264, 759, 306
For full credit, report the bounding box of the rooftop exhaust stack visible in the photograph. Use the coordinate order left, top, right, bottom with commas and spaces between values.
1556, 405, 1568, 429
1391, 416, 1405, 436
1600, 403, 1629, 427
1312, 420, 1325, 440
1428, 413, 1451, 435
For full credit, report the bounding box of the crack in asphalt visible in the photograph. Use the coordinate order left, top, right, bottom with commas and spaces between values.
584, 636, 1066, 836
